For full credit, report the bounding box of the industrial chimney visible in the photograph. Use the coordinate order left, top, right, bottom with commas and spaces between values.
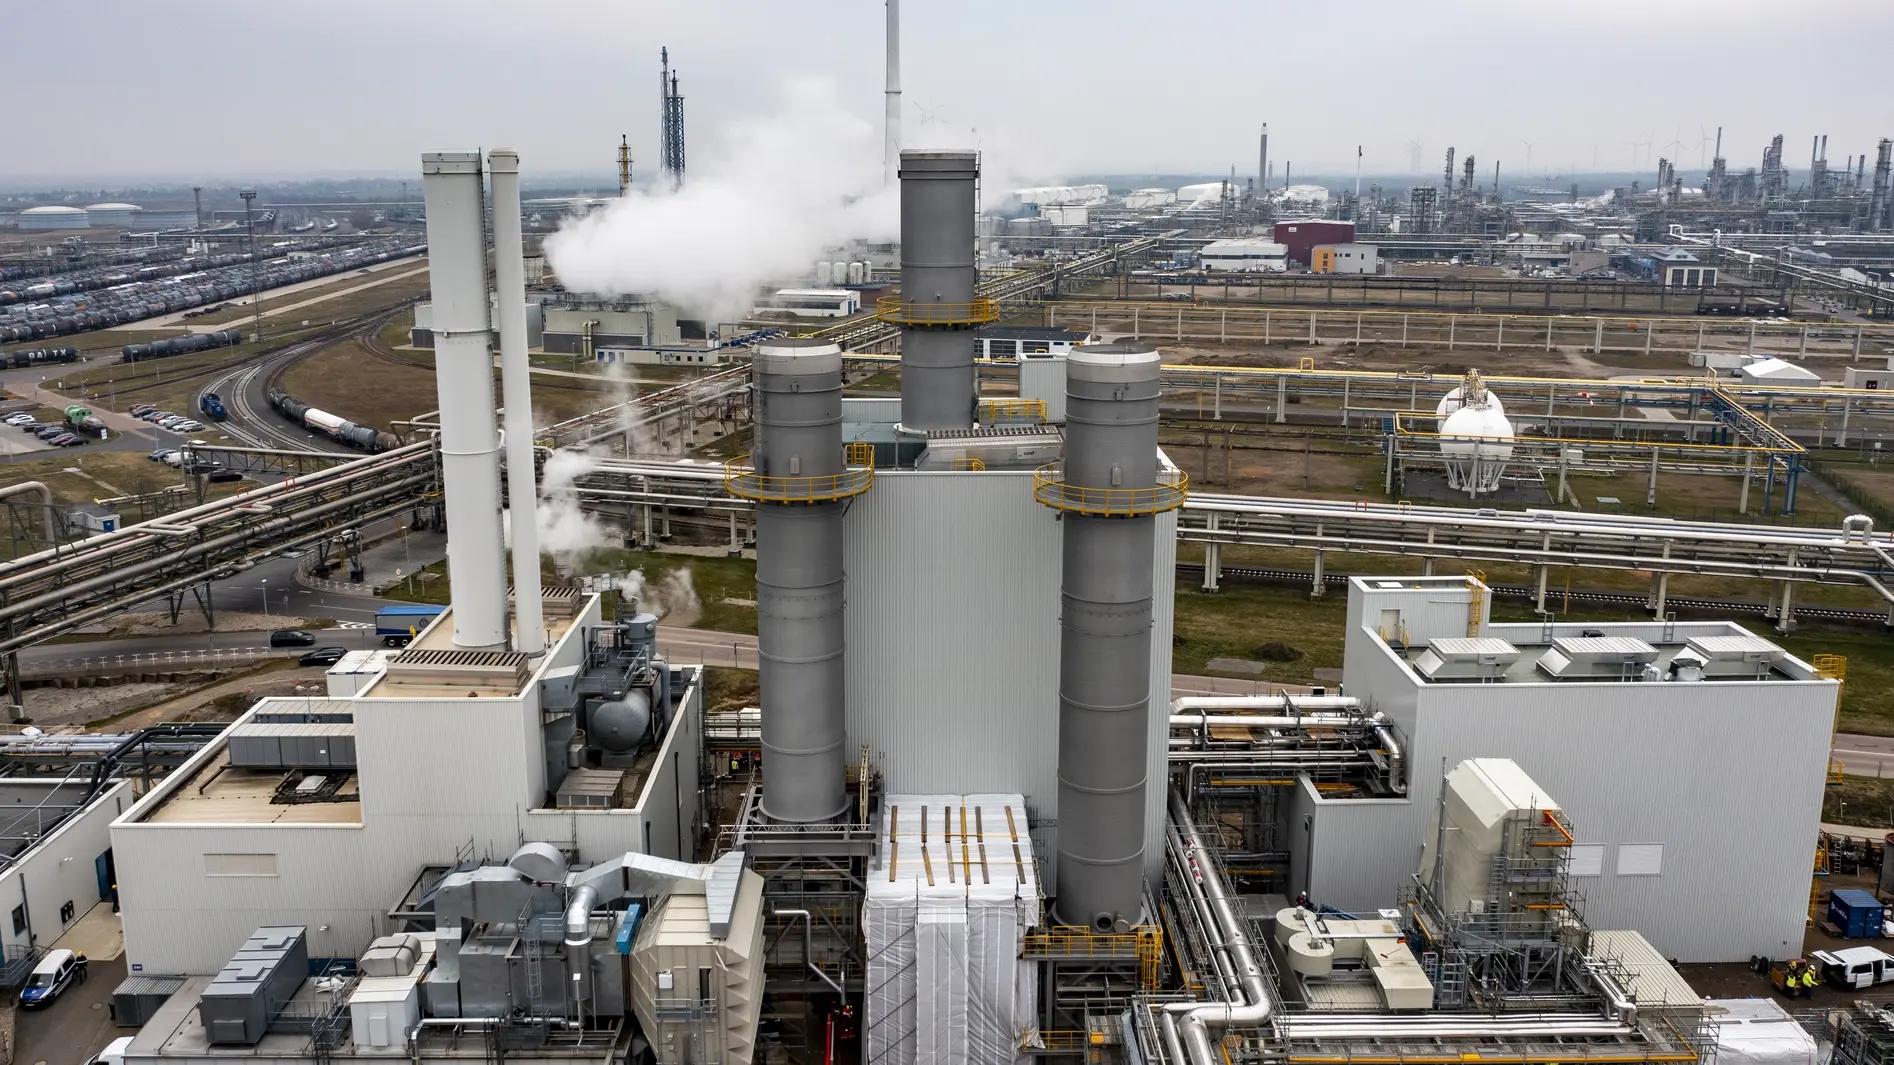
487, 149, 545, 656
892, 150, 988, 434
1037, 343, 1184, 932
420, 151, 508, 650
1871, 139, 1892, 233
727, 339, 872, 823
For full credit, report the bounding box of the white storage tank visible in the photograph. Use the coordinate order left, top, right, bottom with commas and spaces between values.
816, 261, 833, 286
847, 261, 865, 285
19, 205, 88, 230
85, 202, 143, 227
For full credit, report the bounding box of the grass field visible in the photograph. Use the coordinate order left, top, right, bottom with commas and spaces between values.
279, 339, 437, 432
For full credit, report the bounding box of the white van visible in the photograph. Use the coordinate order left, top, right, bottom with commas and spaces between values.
88, 1036, 135, 1065
1812, 946, 1894, 989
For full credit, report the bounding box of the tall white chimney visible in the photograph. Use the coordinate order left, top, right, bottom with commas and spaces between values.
487, 149, 546, 657
885, 0, 900, 185
420, 151, 507, 650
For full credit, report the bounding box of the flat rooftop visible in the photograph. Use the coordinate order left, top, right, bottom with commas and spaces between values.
360, 604, 578, 699
140, 748, 360, 826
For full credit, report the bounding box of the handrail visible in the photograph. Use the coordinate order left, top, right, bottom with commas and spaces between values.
979, 397, 1048, 424
722, 454, 874, 505
1034, 464, 1189, 517
874, 296, 1001, 327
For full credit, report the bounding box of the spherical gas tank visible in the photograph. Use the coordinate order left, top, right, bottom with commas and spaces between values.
591, 690, 652, 753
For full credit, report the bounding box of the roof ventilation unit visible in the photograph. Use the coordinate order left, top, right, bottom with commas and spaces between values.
1684, 634, 1786, 678
1535, 636, 1659, 681
1411, 637, 1520, 682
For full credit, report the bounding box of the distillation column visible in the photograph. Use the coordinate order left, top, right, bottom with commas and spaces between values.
1038, 343, 1185, 932
887, 150, 992, 434
730, 339, 872, 823
420, 151, 508, 649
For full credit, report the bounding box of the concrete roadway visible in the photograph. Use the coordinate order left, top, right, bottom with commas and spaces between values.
14, 952, 127, 1065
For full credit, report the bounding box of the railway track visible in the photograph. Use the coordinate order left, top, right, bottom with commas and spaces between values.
1173, 561, 1893, 628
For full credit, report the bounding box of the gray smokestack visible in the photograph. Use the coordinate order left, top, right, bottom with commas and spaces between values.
735, 338, 869, 823
895, 150, 983, 433
1039, 342, 1179, 932
1871, 139, 1892, 232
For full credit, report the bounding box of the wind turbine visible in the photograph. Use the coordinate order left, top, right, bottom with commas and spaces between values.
1520, 139, 1536, 178
1695, 124, 1714, 169
911, 99, 945, 128
1405, 141, 1425, 172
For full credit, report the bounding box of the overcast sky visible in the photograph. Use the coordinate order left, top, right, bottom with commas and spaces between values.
6, 0, 1890, 185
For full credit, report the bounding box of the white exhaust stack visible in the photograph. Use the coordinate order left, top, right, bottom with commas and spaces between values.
487, 149, 546, 656
420, 151, 507, 650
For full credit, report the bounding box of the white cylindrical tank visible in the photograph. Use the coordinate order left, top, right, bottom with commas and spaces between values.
816, 261, 833, 286
847, 261, 865, 285
1286, 932, 1336, 977
1440, 404, 1515, 495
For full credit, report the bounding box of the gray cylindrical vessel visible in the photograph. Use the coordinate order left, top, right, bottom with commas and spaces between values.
898, 150, 978, 432
1053, 343, 1163, 932
753, 339, 850, 823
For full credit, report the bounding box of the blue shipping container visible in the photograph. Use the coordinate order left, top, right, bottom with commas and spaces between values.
1829, 888, 1884, 939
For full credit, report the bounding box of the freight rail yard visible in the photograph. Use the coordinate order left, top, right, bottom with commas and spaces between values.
5, 6, 1894, 1065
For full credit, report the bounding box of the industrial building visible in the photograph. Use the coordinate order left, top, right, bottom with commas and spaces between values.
1311, 242, 1379, 274
408, 295, 543, 349
973, 324, 1088, 358
1275, 219, 1356, 265
1201, 238, 1288, 272
92, 142, 1844, 1065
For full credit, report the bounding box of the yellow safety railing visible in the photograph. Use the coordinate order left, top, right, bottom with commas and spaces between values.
1021, 1030, 1093, 1053
979, 397, 1048, 424
875, 296, 1001, 326
1466, 569, 1486, 637
723, 453, 874, 504
952, 456, 987, 471
1033, 465, 1188, 517
845, 441, 876, 467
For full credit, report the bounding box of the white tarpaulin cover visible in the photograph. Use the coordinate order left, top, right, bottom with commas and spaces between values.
865, 794, 1041, 1065
1706, 999, 1818, 1065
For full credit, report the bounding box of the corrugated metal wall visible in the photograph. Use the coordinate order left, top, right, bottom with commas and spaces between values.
1313, 601, 1835, 962
0, 781, 129, 958
844, 471, 1176, 890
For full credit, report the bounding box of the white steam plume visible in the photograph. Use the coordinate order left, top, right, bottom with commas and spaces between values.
533, 449, 607, 564
544, 78, 896, 325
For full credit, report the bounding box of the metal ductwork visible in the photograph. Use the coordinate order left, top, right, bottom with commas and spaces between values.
894, 150, 984, 433
731, 339, 872, 823
420, 151, 507, 649
1039, 342, 1183, 931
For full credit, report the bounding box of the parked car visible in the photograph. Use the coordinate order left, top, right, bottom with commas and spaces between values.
159, 451, 184, 466
175, 419, 205, 432
34, 425, 66, 439
2, 413, 34, 426
18, 948, 86, 1009
128, 403, 156, 416
18, 421, 46, 432
269, 629, 317, 648
55, 435, 86, 447
299, 646, 348, 668
158, 417, 189, 430
147, 448, 171, 461
1813, 947, 1894, 989
207, 470, 244, 483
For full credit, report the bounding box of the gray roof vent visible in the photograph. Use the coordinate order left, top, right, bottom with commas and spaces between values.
1412, 637, 1520, 682
1536, 636, 1659, 680
1684, 634, 1786, 678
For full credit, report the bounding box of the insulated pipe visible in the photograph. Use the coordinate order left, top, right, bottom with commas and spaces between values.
897, 150, 979, 432
1052, 343, 1162, 933
487, 149, 545, 656
420, 150, 507, 649
564, 883, 596, 1028
1163, 789, 1272, 1065
1172, 695, 1362, 715
773, 908, 844, 994
0, 483, 57, 545
753, 339, 849, 824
